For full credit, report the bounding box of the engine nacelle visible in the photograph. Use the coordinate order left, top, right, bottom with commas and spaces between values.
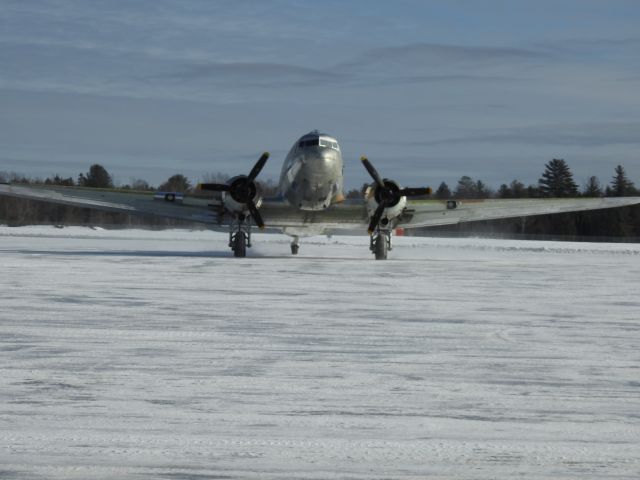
365, 179, 407, 226
222, 175, 263, 214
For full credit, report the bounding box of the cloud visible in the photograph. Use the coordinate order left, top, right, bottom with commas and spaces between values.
340, 42, 548, 70
321, 42, 549, 89
147, 62, 345, 88
535, 36, 640, 54
407, 122, 640, 148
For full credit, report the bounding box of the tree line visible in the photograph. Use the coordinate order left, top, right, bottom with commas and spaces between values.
1, 160, 639, 238
344, 159, 638, 200
419, 160, 639, 239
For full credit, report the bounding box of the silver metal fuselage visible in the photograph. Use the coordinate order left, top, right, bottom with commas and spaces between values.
278, 132, 344, 212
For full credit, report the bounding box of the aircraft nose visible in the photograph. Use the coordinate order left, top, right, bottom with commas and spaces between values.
296, 149, 341, 209
305, 149, 338, 168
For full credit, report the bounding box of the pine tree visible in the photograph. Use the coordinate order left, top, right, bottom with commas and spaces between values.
475, 180, 492, 198
610, 165, 636, 196
78, 164, 113, 188
435, 181, 451, 199
510, 180, 526, 198
582, 176, 603, 197
159, 174, 192, 192
454, 176, 477, 199
538, 159, 578, 197
498, 184, 512, 198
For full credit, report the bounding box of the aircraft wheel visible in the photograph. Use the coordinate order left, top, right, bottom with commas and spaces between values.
291, 244, 299, 255
233, 233, 247, 258
374, 235, 387, 260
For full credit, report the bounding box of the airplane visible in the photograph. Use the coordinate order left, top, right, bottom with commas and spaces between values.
1, 130, 639, 260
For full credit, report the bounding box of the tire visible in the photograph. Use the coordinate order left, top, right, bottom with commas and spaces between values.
233, 233, 247, 258
291, 244, 299, 255
374, 235, 387, 260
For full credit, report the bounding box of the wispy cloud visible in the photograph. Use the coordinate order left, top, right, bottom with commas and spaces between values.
534, 36, 640, 55
407, 122, 640, 148
340, 43, 548, 70
146, 42, 533, 91
147, 62, 345, 88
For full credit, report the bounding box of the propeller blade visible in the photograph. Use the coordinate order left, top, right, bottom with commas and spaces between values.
199, 183, 230, 192
368, 204, 386, 234
248, 152, 270, 182
247, 200, 265, 230
399, 187, 432, 197
361, 156, 385, 189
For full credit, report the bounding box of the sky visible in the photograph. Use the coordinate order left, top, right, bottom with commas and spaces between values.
1, 0, 640, 190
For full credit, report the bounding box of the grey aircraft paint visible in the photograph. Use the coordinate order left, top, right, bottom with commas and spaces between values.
278, 131, 344, 211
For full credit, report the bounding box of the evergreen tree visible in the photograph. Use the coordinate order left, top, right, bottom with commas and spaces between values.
538, 159, 578, 197
510, 180, 526, 198
78, 164, 113, 188
454, 176, 477, 199
527, 184, 541, 198
159, 174, 192, 192
498, 184, 512, 198
44, 175, 75, 186
453, 176, 491, 199
435, 181, 451, 199
475, 180, 492, 198
582, 176, 603, 197
610, 165, 636, 196
498, 180, 527, 199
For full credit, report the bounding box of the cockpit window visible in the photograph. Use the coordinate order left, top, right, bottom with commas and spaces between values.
298, 136, 340, 151
319, 138, 340, 150
298, 138, 319, 148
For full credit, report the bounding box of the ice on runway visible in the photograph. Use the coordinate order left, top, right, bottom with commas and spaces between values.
1, 226, 639, 479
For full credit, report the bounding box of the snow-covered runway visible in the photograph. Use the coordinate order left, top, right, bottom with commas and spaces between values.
1, 226, 639, 479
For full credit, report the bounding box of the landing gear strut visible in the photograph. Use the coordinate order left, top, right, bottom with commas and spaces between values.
370, 228, 391, 260
290, 236, 299, 255
229, 214, 252, 258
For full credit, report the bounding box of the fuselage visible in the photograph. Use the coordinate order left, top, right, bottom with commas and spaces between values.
278, 131, 344, 211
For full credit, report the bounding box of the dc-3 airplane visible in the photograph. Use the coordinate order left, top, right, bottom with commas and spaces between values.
1, 130, 640, 259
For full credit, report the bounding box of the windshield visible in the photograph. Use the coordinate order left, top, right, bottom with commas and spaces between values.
298, 136, 339, 150
298, 138, 319, 148
319, 138, 339, 150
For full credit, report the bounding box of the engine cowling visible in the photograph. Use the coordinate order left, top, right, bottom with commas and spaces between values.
365, 179, 407, 227
222, 175, 263, 214
198, 152, 269, 229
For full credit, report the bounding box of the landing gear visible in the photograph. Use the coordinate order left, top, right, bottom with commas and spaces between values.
290, 236, 300, 255
370, 229, 391, 260
229, 214, 252, 258
233, 231, 246, 257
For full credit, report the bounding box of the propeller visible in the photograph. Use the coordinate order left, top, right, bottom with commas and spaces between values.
199, 152, 269, 229
360, 156, 432, 234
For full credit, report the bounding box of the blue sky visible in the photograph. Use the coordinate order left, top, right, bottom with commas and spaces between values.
1, 0, 639, 190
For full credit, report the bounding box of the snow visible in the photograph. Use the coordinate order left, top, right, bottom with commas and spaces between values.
1, 226, 639, 479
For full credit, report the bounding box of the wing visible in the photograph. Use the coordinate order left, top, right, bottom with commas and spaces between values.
0, 183, 369, 229
3, 183, 638, 232
0, 183, 221, 224
399, 197, 640, 229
